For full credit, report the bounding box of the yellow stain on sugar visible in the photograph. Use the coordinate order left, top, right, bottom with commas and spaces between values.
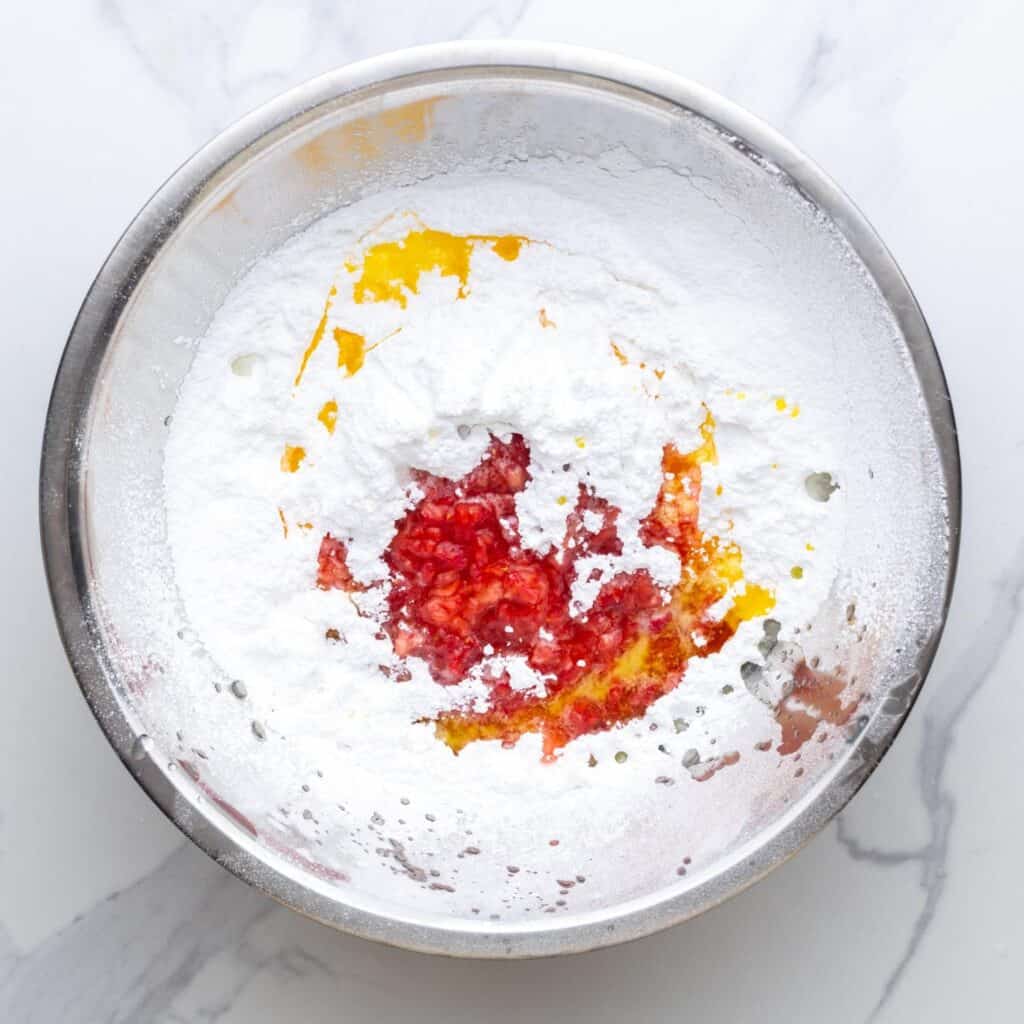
280, 445, 306, 473
318, 400, 338, 434
350, 229, 527, 308
610, 340, 665, 380
294, 286, 337, 387
277, 507, 288, 538
333, 326, 402, 379
724, 584, 776, 632
296, 224, 522, 388
774, 395, 801, 418
333, 328, 367, 377
691, 407, 718, 465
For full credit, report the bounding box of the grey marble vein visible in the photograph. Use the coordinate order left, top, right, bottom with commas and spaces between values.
451, 0, 534, 39
199, 946, 336, 1024
7, 2, 1019, 1019
834, 814, 921, 867
836, 537, 1024, 1021
0, 843, 272, 1024
99, 0, 534, 142
781, 30, 838, 129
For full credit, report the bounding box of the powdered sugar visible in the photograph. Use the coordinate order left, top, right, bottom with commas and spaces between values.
153, 166, 869, 921
166, 179, 841, 761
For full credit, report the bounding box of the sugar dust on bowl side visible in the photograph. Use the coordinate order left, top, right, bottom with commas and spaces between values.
53, 52, 955, 957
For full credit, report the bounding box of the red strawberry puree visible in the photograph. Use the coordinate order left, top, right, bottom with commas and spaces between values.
317, 413, 791, 759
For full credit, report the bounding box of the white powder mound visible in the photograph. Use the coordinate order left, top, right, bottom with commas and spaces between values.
161, 172, 849, 903
166, 174, 842, 742
167, 192, 838, 664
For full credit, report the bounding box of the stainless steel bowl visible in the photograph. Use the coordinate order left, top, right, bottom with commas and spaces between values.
40, 42, 959, 957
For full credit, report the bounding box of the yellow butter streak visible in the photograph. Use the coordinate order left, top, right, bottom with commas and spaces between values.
333, 328, 366, 377
351, 229, 526, 308
294, 286, 337, 387
280, 445, 306, 473
318, 400, 338, 434
724, 584, 776, 631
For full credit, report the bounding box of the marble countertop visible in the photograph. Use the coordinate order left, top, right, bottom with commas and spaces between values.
3, 2, 1020, 1020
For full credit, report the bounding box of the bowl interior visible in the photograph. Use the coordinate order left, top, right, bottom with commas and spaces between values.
60, 61, 953, 954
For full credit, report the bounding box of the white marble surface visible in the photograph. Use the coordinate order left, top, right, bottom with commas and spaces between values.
2, 1, 1021, 1020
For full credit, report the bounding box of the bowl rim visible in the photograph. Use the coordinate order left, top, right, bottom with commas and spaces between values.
39, 40, 961, 958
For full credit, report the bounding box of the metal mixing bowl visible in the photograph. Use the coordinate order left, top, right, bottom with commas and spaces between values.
40, 43, 959, 957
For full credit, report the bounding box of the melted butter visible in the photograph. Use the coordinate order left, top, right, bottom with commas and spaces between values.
351, 228, 527, 307
318, 400, 338, 434
280, 444, 306, 473
610, 340, 664, 380
294, 98, 439, 173
294, 286, 336, 387
688, 406, 718, 465
724, 584, 775, 630
490, 235, 524, 261
333, 328, 366, 376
